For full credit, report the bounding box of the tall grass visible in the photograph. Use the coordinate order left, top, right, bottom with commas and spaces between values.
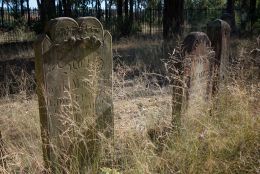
0, 37, 259, 173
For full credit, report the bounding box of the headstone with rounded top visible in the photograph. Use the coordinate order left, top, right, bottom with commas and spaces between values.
207, 19, 231, 91
181, 32, 214, 114
34, 17, 113, 173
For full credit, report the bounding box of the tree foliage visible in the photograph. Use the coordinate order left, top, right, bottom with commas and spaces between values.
1, 0, 259, 36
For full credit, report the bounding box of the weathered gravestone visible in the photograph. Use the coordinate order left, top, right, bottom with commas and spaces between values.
250, 48, 260, 80
182, 32, 214, 114
207, 19, 231, 91
34, 17, 113, 173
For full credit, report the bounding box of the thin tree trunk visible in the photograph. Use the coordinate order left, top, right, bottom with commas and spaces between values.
7, 1, 10, 24
96, 0, 101, 19
135, 0, 138, 21
124, 0, 128, 19
37, 0, 55, 29
130, 0, 133, 21
117, 0, 123, 18
173, 0, 184, 35
47, 0, 56, 19
37, 0, 47, 29
250, 0, 256, 26
163, 0, 184, 39
129, 0, 133, 31
105, 0, 108, 21
15, 0, 19, 18
20, 0, 24, 16
63, 0, 72, 17
58, 0, 62, 16
108, 0, 112, 20
117, 0, 123, 35
26, 0, 30, 25
223, 0, 237, 34
240, 0, 248, 33
1, 0, 4, 26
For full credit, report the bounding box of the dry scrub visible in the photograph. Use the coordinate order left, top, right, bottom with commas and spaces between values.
0, 37, 259, 173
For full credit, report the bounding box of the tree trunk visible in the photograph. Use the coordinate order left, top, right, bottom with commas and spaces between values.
117, 0, 123, 35
117, 0, 123, 19
96, 0, 101, 19
108, 0, 112, 20
15, 0, 19, 18
135, 0, 138, 21
173, 0, 184, 34
163, 0, 170, 38
240, 0, 250, 33
62, 0, 72, 17
223, 0, 237, 33
129, 0, 133, 23
46, 0, 56, 19
124, 0, 128, 19
20, 0, 24, 16
58, 0, 62, 16
26, 0, 30, 25
37, 0, 47, 29
1, 0, 4, 26
105, 0, 108, 21
250, 0, 256, 26
37, 0, 56, 31
163, 0, 184, 39
226, 0, 235, 15
117, 0, 123, 18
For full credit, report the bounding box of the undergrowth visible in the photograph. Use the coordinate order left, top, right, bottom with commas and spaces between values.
0, 37, 259, 173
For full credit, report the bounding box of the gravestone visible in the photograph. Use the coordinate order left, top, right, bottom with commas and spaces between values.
207, 19, 231, 90
182, 32, 214, 113
34, 17, 113, 173
250, 48, 260, 80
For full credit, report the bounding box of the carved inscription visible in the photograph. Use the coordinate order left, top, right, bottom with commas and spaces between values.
34, 17, 113, 173
182, 32, 214, 112
44, 52, 103, 128
185, 54, 211, 103
207, 19, 231, 85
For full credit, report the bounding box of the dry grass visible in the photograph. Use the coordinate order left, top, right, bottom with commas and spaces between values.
113, 36, 162, 50
0, 37, 259, 173
0, 96, 44, 173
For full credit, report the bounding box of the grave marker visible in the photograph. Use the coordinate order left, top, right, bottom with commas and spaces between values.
250, 48, 260, 80
34, 17, 113, 173
182, 32, 214, 113
207, 19, 231, 90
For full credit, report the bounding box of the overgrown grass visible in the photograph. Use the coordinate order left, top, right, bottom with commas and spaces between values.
112, 69, 259, 174
0, 37, 259, 173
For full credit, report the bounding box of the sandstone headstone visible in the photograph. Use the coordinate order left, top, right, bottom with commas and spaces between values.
182, 32, 214, 113
207, 19, 231, 90
250, 48, 260, 79
34, 17, 113, 173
